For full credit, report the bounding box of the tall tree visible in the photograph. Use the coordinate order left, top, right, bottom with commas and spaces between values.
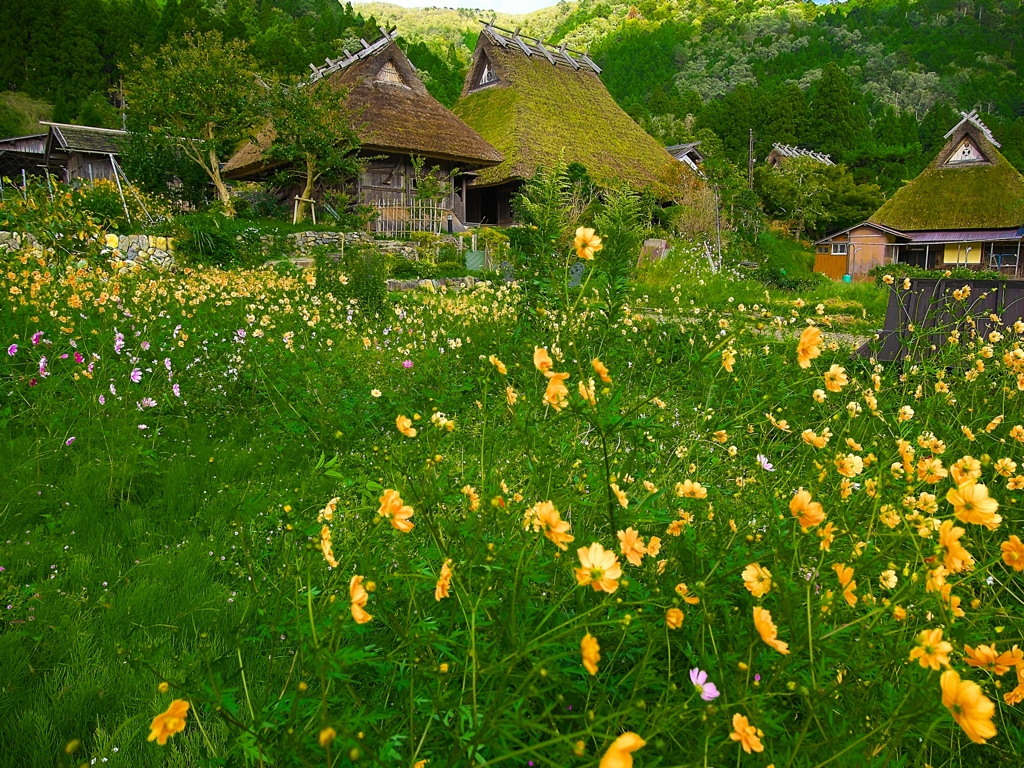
123, 30, 263, 208
806, 62, 866, 161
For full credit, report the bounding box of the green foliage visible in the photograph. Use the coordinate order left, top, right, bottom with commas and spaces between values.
337, 245, 388, 312
170, 209, 263, 267
866, 262, 1003, 288
123, 30, 264, 207
592, 185, 648, 325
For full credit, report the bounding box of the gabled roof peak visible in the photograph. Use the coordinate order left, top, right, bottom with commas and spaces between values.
944, 109, 1000, 148
478, 22, 601, 74
307, 28, 397, 84
769, 143, 834, 165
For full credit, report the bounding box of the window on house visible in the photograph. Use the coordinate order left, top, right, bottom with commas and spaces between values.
375, 61, 406, 86
480, 62, 496, 86
831, 243, 848, 255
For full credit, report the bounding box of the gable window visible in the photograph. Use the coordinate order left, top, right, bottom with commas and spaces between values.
375, 60, 406, 86
831, 243, 848, 255
480, 62, 496, 86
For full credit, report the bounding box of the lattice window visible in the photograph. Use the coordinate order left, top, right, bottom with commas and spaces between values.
375, 60, 405, 86
479, 61, 497, 86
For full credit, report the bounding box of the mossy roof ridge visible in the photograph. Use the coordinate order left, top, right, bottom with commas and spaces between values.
453, 38, 673, 190
870, 126, 1024, 231
224, 39, 501, 179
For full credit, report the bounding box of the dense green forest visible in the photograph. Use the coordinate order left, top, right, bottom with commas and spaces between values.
1, 0, 1022, 236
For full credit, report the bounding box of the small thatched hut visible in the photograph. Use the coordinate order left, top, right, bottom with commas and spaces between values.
814, 111, 1024, 279
41, 122, 126, 183
452, 23, 675, 225
223, 29, 502, 231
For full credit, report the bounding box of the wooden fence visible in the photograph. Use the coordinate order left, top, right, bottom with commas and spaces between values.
860, 278, 1024, 361
814, 253, 848, 280
370, 200, 449, 236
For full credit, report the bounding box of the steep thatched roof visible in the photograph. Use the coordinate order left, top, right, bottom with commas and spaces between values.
41, 122, 125, 155
224, 29, 501, 179
452, 24, 673, 190
870, 111, 1024, 231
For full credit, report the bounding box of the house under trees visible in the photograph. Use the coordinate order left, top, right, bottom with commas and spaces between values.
452, 23, 675, 226
223, 29, 502, 232
814, 112, 1024, 280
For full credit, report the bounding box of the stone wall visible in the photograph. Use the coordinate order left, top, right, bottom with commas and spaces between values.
265, 230, 466, 261
0, 231, 40, 251
102, 233, 175, 268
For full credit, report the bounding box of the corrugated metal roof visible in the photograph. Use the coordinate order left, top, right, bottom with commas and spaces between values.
904, 229, 1023, 243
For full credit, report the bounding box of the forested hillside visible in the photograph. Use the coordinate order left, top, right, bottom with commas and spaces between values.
2, 0, 1022, 232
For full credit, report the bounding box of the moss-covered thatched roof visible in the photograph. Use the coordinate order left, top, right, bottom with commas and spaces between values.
224, 31, 501, 179
870, 118, 1024, 231
452, 26, 673, 191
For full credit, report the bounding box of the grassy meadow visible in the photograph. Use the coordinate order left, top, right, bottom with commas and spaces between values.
1, 234, 1023, 768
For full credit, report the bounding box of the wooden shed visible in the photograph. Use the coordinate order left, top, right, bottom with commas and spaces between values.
41, 122, 126, 183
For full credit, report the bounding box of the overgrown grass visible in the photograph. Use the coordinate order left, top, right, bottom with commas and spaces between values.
1, 243, 1022, 767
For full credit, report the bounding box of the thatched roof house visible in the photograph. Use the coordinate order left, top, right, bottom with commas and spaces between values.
764, 143, 834, 168
814, 111, 1024, 279
224, 29, 502, 231
40, 122, 126, 183
452, 23, 675, 225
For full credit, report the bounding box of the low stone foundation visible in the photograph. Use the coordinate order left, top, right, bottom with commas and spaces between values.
102, 233, 175, 268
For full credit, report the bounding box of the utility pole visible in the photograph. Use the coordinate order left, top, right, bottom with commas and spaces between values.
748, 128, 754, 189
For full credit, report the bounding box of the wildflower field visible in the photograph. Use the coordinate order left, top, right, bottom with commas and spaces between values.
1, 238, 1023, 768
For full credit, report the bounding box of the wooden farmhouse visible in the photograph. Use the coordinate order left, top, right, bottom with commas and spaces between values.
765, 143, 834, 169
0, 132, 47, 179
452, 23, 675, 225
815, 111, 1024, 280
666, 141, 704, 172
223, 29, 502, 231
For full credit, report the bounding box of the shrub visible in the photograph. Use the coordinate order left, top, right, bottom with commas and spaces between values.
867, 262, 1004, 288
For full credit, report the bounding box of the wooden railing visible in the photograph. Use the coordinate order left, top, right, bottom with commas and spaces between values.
370, 200, 450, 236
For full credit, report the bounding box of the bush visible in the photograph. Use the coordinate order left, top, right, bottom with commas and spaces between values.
171, 210, 264, 268
339, 246, 388, 311
389, 258, 435, 280
435, 260, 467, 278
751, 264, 828, 291
867, 262, 1004, 288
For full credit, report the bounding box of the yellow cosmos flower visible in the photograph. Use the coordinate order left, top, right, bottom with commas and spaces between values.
320, 525, 339, 568
435, 559, 453, 601
396, 414, 417, 438
575, 542, 622, 593
598, 732, 645, 768
350, 575, 372, 624
824, 364, 848, 392
617, 526, 646, 566
1001, 534, 1024, 570
581, 632, 600, 675
148, 699, 190, 745
729, 713, 764, 754
533, 346, 553, 374
488, 354, 507, 374
543, 371, 570, 411
796, 325, 822, 368
742, 563, 772, 598
909, 628, 952, 670
789, 488, 825, 528
946, 483, 1002, 530
940, 670, 997, 744
665, 607, 684, 629
753, 606, 789, 654
378, 489, 415, 532
610, 482, 629, 509
574, 227, 603, 261
592, 357, 612, 383
675, 479, 707, 499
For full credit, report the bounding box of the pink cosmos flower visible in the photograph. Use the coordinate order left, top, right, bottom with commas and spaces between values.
138, 424, 148, 430
689, 668, 720, 701
31, 331, 43, 345
39, 357, 48, 377
114, 332, 125, 354
141, 341, 150, 351
65, 437, 76, 446
402, 360, 413, 369
130, 369, 142, 383
74, 352, 84, 364
172, 383, 181, 398
6, 344, 16, 356
757, 454, 774, 472
98, 395, 105, 404
109, 383, 117, 395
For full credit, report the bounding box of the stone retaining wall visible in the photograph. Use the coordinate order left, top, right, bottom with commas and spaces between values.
265, 230, 466, 260
0, 231, 40, 251
102, 233, 175, 268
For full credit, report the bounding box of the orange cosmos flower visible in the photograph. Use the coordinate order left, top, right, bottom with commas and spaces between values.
752, 606, 789, 654
940, 670, 997, 744
909, 628, 952, 670
675, 479, 707, 499
964, 643, 1021, 675
675, 583, 700, 604
148, 699, 190, 745
917, 457, 948, 483
533, 346, 553, 374
742, 563, 772, 598
435, 559, 453, 601
833, 563, 858, 607
574, 227, 603, 261
378, 489, 415, 532
939, 519, 975, 573
592, 357, 612, 383
796, 325, 822, 368
527, 500, 574, 550
581, 632, 600, 675
722, 346, 736, 373
461, 485, 480, 511
396, 414, 417, 438
1004, 665, 1024, 705
646, 536, 662, 557
506, 385, 518, 406
729, 713, 764, 754
598, 732, 645, 768
617, 527, 646, 566
544, 371, 570, 411
824, 364, 848, 392
666, 607, 684, 629
320, 525, 339, 568
575, 542, 622, 593
488, 354, 507, 374
350, 575, 372, 624
950, 455, 982, 486
789, 488, 825, 528
946, 483, 1002, 530
610, 482, 629, 509
1001, 534, 1024, 570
